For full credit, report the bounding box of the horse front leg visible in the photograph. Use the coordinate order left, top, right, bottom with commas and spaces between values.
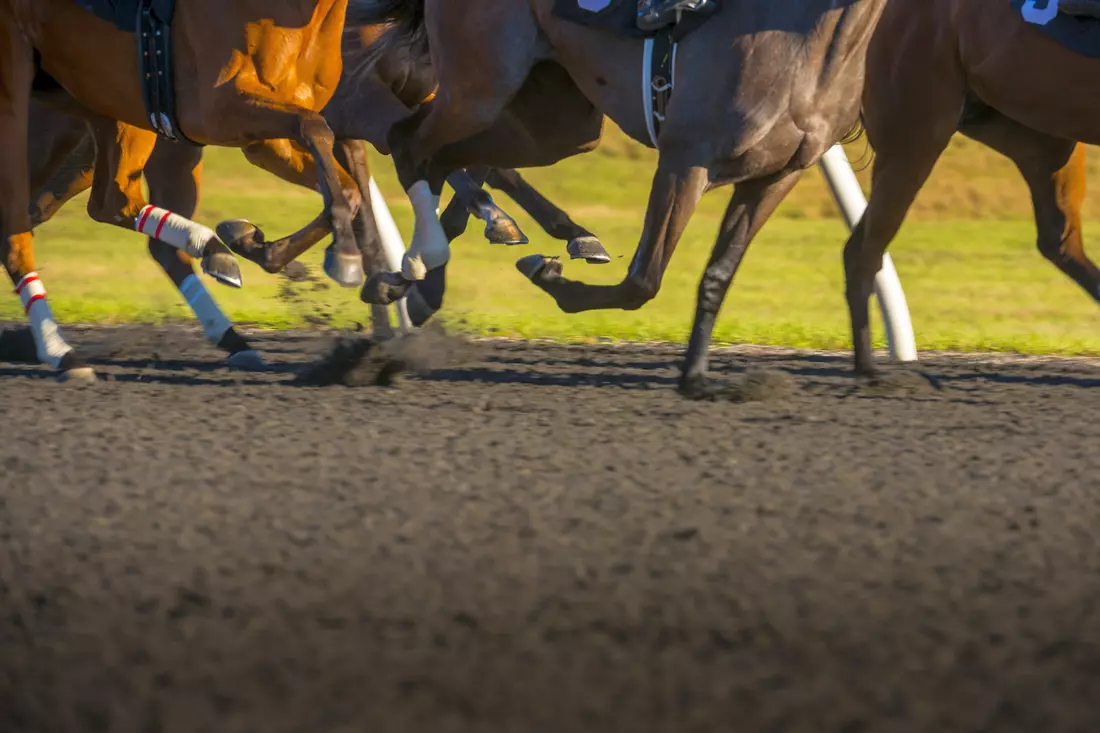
517, 147, 708, 312
0, 24, 91, 380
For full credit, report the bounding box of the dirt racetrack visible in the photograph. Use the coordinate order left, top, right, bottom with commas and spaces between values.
3, 324, 1100, 733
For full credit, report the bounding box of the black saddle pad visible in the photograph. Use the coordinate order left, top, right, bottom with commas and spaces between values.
1010, 0, 1100, 59
552, 0, 717, 40
74, 0, 174, 33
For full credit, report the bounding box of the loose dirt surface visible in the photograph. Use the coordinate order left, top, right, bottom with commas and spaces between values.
3, 324, 1100, 733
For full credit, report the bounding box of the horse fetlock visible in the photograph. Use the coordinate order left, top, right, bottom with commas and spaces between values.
620, 275, 659, 310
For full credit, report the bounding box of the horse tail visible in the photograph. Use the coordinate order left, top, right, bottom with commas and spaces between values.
344, 0, 429, 77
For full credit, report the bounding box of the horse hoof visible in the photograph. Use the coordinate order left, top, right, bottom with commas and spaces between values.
323, 245, 365, 288
57, 354, 97, 384
406, 267, 446, 327
484, 216, 528, 246
678, 375, 719, 401
202, 243, 243, 289
361, 271, 410, 306
226, 349, 266, 371
216, 219, 263, 253
567, 236, 611, 264
515, 254, 562, 282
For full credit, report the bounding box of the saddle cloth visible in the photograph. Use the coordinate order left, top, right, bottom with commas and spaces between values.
1011, 0, 1100, 59
552, 0, 718, 40
75, 0, 174, 33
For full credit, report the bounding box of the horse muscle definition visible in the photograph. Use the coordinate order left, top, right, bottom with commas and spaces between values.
353, 0, 887, 396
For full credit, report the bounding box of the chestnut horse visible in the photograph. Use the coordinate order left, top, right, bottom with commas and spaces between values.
356, 0, 887, 397
25, 96, 610, 367
842, 0, 1100, 377
2, 0, 360, 380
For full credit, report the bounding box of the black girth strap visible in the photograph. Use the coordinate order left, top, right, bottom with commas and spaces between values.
648, 29, 675, 144
136, 0, 193, 144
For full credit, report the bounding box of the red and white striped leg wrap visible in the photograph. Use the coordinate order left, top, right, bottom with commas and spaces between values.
14, 273, 73, 368
135, 205, 216, 260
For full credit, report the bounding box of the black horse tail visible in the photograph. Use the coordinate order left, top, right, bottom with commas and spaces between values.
343, 0, 430, 89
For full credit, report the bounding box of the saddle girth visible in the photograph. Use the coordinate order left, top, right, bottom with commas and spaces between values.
136, 0, 193, 145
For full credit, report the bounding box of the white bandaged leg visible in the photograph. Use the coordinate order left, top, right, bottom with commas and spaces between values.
15, 273, 73, 368
179, 274, 232, 344
135, 205, 217, 260
402, 180, 450, 281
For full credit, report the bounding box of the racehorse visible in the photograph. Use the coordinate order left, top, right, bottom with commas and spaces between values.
2, 0, 360, 380
25, 96, 609, 367
842, 0, 1100, 377
24, 13, 612, 368
355, 0, 888, 397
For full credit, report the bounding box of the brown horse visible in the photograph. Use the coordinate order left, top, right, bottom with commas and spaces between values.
27, 101, 266, 369
842, 0, 1100, 377
2, 0, 362, 379
355, 0, 887, 397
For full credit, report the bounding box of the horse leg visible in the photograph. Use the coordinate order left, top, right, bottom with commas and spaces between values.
679, 171, 803, 398
845, 7, 965, 377
298, 113, 364, 287
957, 112, 1100, 298
485, 167, 611, 264
217, 139, 336, 273
336, 139, 396, 342
27, 104, 95, 227
0, 23, 92, 380
143, 139, 265, 370
384, 0, 541, 319
517, 145, 708, 312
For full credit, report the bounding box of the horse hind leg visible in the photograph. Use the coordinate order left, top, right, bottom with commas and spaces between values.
144, 140, 265, 370
959, 112, 1100, 298
0, 25, 92, 381
679, 170, 803, 398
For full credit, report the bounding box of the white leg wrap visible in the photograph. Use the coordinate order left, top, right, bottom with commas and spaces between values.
179, 274, 232, 344
15, 273, 73, 368
402, 180, 450, 280
135, 205, 216, 260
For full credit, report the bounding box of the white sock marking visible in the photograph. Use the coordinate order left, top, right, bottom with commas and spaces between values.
403, 180, 450, 279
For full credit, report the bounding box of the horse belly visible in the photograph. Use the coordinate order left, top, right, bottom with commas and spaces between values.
959, 0, 1100, 144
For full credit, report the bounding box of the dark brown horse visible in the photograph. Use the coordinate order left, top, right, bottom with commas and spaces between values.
355, 0, 887, 397
3, 0, 363, 379
843, 0, 1100, 377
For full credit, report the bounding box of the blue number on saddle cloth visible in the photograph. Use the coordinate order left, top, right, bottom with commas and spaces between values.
1010, 0, 1100, 59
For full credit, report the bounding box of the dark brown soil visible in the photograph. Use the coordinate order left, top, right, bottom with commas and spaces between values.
3, 324, 1100, 733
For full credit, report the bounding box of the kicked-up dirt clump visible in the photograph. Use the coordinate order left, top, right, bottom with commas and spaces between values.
296, 323, 473, 387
